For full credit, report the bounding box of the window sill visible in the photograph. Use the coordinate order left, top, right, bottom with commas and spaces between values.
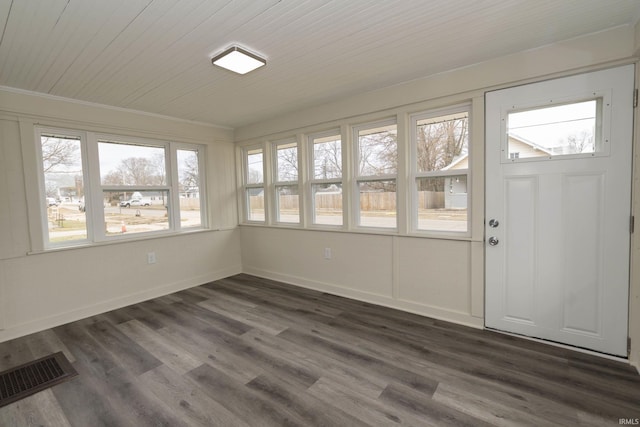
28, 227, 223, 255
239, 223, 480, 242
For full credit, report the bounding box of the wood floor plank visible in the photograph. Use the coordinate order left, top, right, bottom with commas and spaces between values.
0, 389, 72, 427
380, 382, 497, 427
185, 363, 304, 427
241, 328, 389, 399
432, 382, 569, 427
197, 298, 288, 335
246, 373, 372, 427
139, 364, 250, 427
307, 376, 426, 427
0, 273, 637, 426
117, 319, 202, 375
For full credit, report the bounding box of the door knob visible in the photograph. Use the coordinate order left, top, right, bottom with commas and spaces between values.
488, 237, 499, 246
489, 219, 499, 228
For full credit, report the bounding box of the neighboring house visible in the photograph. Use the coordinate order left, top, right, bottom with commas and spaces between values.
442, 134, 552, 209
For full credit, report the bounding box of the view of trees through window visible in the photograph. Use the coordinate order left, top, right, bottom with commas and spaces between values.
40, 130, 204, 246
356, 122, 397, 228
310, 133, 343, 225
41, 134, 87, 243
242, 107, 471, 234
245, 147, 265, 221
414, 111, 469, 232
275, 141, 299, 223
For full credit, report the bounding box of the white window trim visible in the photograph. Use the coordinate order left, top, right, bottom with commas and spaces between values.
34, 126, 207, 250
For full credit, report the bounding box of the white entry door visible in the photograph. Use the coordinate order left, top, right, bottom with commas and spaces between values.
485, 65, 634, 356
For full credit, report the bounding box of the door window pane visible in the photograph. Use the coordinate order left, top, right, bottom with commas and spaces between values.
177, 149, 201, 228
416, 176, 467, 232
507, 100, 600, 159
40, 134, 87, 243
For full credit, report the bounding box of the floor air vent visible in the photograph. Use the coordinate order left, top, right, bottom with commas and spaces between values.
0, 351, 77, 408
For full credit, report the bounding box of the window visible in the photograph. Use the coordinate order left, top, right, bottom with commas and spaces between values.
273, 139, 299, 224
38, 131, 88, 244
411, 107, 469, 233
98, 140, 170, 236
309, 131, 343, 226
506, 99, 602, 160
244, 146, 265, 222
36, 127, 206, 248
354, 120, 397, 229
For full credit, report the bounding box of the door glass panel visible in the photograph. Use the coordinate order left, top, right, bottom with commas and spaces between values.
507, 99, 601, 159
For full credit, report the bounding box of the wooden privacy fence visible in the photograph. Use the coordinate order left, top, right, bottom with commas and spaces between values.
250, 191, 446, 211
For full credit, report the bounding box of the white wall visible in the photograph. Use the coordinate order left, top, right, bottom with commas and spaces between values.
0, 89, 242, 342
242, 227, 483, 327
237, 24, 640, 370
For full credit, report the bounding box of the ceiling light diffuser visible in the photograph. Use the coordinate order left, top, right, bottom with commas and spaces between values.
211, 46, 266, 75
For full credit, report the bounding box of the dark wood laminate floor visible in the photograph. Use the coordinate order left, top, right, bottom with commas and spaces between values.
0, 274, 638, 426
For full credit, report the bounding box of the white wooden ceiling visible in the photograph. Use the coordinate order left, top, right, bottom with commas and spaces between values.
1, 0, 638, 129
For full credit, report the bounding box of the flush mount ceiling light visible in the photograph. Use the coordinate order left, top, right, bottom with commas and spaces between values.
211, 46, 266, 75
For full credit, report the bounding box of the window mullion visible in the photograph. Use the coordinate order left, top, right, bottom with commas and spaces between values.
168, 143, 180, 231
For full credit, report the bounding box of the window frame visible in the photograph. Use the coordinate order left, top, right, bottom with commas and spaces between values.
35, 126, 208, 249
243, 144, 266, 223
271, 138, 301, 225
352, 118, 398, 231
409, 104, 471, 237
36, 127, 92, 248
307, 129, 344, 228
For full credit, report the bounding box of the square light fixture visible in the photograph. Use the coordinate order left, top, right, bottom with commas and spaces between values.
211, 46, 266, 75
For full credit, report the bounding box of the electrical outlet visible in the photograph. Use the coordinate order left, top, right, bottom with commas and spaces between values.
147, 252, 157, 264
324, 247, 332, 259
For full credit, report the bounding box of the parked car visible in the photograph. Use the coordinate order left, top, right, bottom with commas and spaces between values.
119, 199, 150, 208
46, 197, 58, 207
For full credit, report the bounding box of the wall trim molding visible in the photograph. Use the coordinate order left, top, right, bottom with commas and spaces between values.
0, 264, 242, 343
243, 266, 483, 329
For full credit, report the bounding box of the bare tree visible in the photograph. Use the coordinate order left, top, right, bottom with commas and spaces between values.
566, 130, 594, 154
358, 130, 397, 176
179, 151, 199, 189
276, 146, 298, 182
313, 140, 342, 180
114, 157, 163, 186
41, 137, 79, 173
416, 117, 468, 191
417, 118, 467, 172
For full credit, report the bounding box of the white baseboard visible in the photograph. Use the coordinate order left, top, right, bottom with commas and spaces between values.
242, 266, 483, 329
0, 264, 242, 343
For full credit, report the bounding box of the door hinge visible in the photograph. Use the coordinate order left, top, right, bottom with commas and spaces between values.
628, 337, 631, 356
634, 89, 638, 108
631, 216, 635, 234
